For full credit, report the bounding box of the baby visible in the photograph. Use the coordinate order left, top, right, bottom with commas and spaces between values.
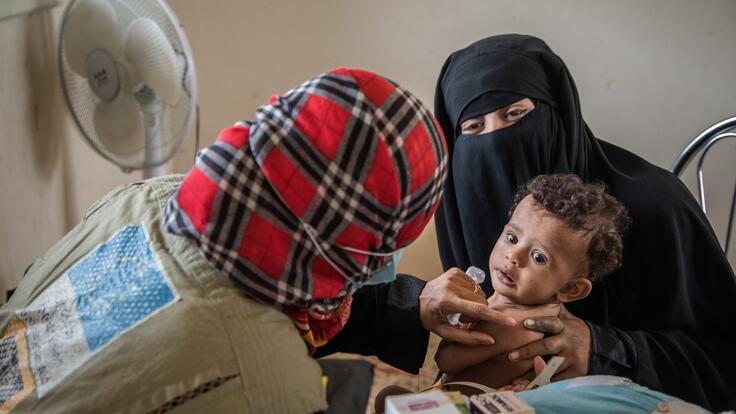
434, 173, 630, 391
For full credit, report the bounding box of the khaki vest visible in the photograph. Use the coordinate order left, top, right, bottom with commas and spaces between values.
0, 176, 327, 414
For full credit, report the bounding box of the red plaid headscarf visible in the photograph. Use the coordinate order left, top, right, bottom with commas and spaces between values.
164, 68, 447, 348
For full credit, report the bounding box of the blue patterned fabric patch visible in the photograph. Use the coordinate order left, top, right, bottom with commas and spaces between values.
15, 225, 180, 397
67, 226, 176, 351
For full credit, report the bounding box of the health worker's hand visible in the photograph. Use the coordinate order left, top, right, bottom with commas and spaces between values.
419, 267, 516, 346
507, 303, 591, 383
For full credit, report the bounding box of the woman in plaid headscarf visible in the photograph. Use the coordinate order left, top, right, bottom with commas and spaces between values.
1, 68, 509, 413
165, 67, 455, 349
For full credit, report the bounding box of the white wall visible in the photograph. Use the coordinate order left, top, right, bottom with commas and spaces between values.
168, 0, 736, 276
1, 1, 734, 298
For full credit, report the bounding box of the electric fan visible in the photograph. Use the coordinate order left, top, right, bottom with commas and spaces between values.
58, 0, 197, 178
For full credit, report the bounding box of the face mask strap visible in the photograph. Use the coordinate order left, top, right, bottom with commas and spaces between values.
266, 176, 396, 280
301, 223, 354, 280
335, 245, 395, 256
303, 222, 403, 281
336, 244, 401, 269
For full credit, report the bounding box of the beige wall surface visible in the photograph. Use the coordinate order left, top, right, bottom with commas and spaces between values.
0, 6, 140, 298
1, 0, 734, 299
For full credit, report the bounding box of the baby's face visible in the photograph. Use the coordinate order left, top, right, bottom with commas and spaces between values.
488, 196, 590, 305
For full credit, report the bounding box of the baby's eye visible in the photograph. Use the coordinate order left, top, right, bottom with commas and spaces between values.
460, 119, 485, 135
504, 108, 530, 122
531, 251, 547, 264
506, 233, 518, 244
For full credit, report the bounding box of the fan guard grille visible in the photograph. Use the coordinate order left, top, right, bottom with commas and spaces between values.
59, 0, 196, 170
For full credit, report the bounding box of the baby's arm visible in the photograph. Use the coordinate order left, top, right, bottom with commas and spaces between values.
434, 305, 556, 375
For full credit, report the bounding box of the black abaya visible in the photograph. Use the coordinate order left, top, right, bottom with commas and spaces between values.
434, 34, 735, 411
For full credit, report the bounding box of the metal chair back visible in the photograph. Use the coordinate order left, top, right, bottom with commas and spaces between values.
671, 116, 736, 256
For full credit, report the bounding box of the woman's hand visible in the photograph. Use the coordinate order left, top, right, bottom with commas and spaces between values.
507, 304, 591, 382
419, 267, 516, 346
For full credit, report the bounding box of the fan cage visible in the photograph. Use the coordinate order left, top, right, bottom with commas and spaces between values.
58, 0, 197, 171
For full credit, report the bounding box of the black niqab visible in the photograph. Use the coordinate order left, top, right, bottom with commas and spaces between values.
434, 34, 735, 410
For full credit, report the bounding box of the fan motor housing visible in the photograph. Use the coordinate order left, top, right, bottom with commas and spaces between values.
86, 48, 121, 102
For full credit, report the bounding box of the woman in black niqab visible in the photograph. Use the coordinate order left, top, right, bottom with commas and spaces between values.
434, 34, 735, 411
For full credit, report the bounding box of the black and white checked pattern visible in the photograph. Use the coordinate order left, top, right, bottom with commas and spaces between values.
0, 336, 23, 403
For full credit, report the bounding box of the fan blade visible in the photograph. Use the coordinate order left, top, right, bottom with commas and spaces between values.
124, 18, 182, 105
63, 0, 124, 75
93, 94, 144, 156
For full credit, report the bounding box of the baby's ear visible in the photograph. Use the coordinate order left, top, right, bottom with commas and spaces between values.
556, 277, 592, 303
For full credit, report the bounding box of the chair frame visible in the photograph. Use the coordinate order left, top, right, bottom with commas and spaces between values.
671, 116, 736, 255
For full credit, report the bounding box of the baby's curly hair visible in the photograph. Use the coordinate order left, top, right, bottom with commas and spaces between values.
508, 174, 631, 282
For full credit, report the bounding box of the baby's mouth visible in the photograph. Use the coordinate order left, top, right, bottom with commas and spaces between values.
496, 268, 516, 287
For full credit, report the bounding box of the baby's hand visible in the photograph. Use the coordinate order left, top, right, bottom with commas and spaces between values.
495, 356, 546, 392
497, 382, 529, 392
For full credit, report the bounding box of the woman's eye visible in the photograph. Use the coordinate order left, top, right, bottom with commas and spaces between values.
504, 108, 529, 122
506, 233, 518, 244
531, 251, 547, 264
460, 119, 484, 134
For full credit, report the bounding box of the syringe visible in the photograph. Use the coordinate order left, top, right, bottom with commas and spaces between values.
446, 266, 486, 326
